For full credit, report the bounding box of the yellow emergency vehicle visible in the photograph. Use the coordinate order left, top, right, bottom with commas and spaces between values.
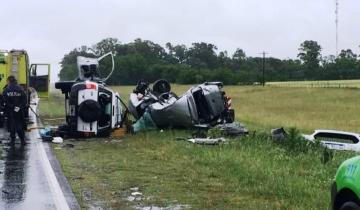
0, 49, 50, 126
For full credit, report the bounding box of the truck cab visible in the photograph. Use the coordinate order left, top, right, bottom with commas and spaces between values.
332, 156, 360, 210
0, 49, 50, 126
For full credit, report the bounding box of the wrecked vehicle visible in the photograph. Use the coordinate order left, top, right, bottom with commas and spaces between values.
302, 130, 360, 152
55, 53, 123, 137
129, 80, 235, 132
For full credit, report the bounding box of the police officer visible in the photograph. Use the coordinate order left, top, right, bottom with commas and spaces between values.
3, 75, 27, 146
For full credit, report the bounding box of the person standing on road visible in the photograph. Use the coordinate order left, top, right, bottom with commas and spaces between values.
3, 75, 27, 146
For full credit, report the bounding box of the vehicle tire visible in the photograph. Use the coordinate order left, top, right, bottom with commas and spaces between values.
78, 100, 101, 123
340, 202, 360, 210
153, 79, 171, 95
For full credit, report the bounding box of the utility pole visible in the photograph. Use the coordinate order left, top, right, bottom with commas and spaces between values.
260, 51, 268, 86
335, 0, 339, 57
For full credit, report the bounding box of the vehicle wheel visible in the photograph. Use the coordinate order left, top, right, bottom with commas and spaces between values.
340, 202, 360, 210
78, 100, 101, 123
153, 79, 171, 95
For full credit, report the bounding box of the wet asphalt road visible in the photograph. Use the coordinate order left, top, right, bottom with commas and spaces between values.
0, 133, 57, 210
0, 98, 79, 210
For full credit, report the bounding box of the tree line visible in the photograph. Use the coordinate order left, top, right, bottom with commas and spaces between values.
59, 38, 360, 85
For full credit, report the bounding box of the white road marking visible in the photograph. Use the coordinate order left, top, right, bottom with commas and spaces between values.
35, 135, 70, 210
30, 97, 71, 210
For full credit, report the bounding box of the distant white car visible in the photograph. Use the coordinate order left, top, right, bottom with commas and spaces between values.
302, 129, 360, 152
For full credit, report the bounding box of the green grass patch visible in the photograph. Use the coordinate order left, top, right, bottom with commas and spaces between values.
38, 91, 65, 121
41, 85, 360, 209
54, 131, 354, 209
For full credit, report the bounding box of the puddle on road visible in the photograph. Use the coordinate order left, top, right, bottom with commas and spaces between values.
0, 138, 57, 210
0, 143, 28, 204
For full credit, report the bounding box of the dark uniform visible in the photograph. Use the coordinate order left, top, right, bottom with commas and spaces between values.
3, 78, 27, 145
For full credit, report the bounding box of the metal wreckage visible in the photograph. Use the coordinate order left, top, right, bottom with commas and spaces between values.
128, 79, 247, 133
53, 52, 248, 139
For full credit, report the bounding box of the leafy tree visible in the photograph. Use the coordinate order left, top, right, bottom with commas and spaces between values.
338, 49, 357, 61
172, 44, 188, 64
232, 48, 246, 63
298, 40, 322, 79
58, 38, 360, 85
92, 38, 119, 56
218, 51, 232, 68
335, 49, 358, 79
186, 42, 218, 69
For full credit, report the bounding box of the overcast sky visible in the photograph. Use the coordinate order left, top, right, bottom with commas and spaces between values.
0, 0, 359, 82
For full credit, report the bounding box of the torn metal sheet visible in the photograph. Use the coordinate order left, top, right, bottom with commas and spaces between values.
216, 122, 248, 136
187, 137, 226, 145
302, 129, 360, 152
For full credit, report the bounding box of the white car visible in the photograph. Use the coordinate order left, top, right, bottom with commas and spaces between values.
302, 129, 360, 152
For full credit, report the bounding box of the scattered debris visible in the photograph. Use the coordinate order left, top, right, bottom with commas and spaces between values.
302, 129, 360, 152
135, 204, 190, 210
215, 122, 248, 136
271, 127, 288, 141
127, 196, 136, 202
39, 127, 53, 141
187, 137, 226, 145
52, 137, 63, 144
130, 187, 139, 191
131, 192, 143, 196
127, 187, 144, 202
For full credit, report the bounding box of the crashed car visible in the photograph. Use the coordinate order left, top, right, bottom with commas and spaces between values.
302, 130, 360, 152
55, 52, 123, 137
129, 80, 234, 132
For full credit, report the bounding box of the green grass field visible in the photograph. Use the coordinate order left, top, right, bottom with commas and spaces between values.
39, 85, 360, 210
267, 79, 360, 89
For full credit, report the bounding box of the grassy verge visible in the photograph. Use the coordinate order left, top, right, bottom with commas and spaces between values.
41, 85, 360, 209
38, 91, 65, 126
54, 131, 354, 210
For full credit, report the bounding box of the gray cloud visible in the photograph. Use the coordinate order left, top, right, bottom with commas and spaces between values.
1, 0, 359, 81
